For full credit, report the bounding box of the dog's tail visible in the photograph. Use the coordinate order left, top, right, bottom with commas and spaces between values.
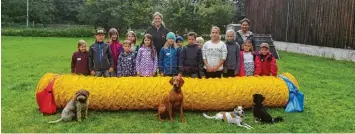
272, 116, 284, 123
48, 118, 63, 124
202, 113, 216, 119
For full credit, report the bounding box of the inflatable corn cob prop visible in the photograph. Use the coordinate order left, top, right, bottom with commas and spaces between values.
35, 72, 299, 111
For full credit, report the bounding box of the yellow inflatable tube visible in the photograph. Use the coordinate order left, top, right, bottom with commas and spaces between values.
35, 73, 299, 111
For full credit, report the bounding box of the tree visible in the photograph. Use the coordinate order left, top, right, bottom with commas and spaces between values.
1, 0, 27, 23
77, 0, 153, 33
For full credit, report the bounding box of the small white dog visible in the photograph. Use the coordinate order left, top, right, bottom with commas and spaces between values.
203, 106, 253, 129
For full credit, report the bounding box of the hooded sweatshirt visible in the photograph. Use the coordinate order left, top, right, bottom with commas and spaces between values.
179, 44, 204, 76
224, 40, 240, 74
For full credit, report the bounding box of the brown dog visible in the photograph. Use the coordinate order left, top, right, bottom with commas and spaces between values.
49, 89, 90, 123
158, 76, 185, 123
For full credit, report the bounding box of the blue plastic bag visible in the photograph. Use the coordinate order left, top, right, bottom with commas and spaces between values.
280, 75, 304, 112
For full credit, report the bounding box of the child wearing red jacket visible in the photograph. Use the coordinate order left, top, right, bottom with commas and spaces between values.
254, 43, 278, 76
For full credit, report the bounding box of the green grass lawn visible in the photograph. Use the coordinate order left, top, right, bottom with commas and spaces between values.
1, 36, 355, 133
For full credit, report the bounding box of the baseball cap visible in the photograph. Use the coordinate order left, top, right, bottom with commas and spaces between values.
260, 43, 270, 49
95, 28, 106, 35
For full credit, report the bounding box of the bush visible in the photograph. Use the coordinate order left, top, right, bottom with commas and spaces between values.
2, 27, 95, 37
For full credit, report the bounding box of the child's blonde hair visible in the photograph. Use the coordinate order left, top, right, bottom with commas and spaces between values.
77, 40, 86, 47
122, 40, 131, 46
243, 40, 254, 52
163, 40, 177, 49
126, 31, 137, 44
196, 37, 204, 43
225, 29, 236, 41
210, 26, 221, 39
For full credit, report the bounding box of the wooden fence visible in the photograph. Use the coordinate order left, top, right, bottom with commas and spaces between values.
245, 0, 355, 49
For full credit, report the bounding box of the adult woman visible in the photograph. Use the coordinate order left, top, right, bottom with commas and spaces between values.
146, 12, 169, 59
236, 18, 256, 50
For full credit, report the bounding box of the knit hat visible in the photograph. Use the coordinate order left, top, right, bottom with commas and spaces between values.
176, 36, 184, 42
166, 32, 176, 42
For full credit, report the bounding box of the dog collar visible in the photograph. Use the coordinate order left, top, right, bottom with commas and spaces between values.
234, 111, 240, 116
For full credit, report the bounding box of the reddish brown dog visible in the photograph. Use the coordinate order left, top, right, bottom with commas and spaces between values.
158, 76, 185, 123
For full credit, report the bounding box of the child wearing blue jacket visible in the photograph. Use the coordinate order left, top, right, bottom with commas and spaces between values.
159, 32, 179, 76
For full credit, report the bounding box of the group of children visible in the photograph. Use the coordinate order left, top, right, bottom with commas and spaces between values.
71, 26, 277, 78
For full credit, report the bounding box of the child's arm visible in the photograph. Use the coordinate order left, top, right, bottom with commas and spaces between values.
88, 46, 94, 75
235, 44, 241, 75
107, 45, 114, 71
71, 53, 76, 74
178, 47, 185, 75
238, 52, 245, 76
116, 56, 122, 77
197, 48, 205, 77
213, 44, 227, 71
135, 49, 142, 75
153, 52, 158, 76
158, 49, 165, 75
202, 43, 211, 72
254, 56, 261, 76
270, 56, 278, 76
132, 54, 137, 76
176, 48, 180, 71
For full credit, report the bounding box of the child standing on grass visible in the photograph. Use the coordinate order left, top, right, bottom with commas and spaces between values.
223, 30, 240, 77
178, 32, 204, 78
159, 32, 179, 77
239, 40, 256, 76
107, 28, 123, 77
136, 34, 158, 77
117, 40, 136, 77
254, 43, 278, 76
71, 40, 90, 75
88, 28, 114, 77
196, 37, 204, 48
126, 31, 139, 57
202, 26, 227, 78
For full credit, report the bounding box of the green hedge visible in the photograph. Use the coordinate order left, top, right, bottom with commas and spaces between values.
2, 27, 95, 37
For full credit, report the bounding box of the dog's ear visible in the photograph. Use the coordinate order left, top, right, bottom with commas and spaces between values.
179, 78, 184, 87
262, 96, 265, 102
169, 77, 174, 85
84, 90, 90, 97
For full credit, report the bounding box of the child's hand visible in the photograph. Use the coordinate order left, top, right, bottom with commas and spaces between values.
212, 67, 218, 72
137, 73, 140, 76
109, 67, 114, 72
160, 73, 164, 77
206, 66, 213, 72
152, 72, 156, 76
72, 73, 76, 75
90, 71, 95, 76
254, 74, 260, 77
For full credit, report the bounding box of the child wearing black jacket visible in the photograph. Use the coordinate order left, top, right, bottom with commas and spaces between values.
178, 32, 204, 78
